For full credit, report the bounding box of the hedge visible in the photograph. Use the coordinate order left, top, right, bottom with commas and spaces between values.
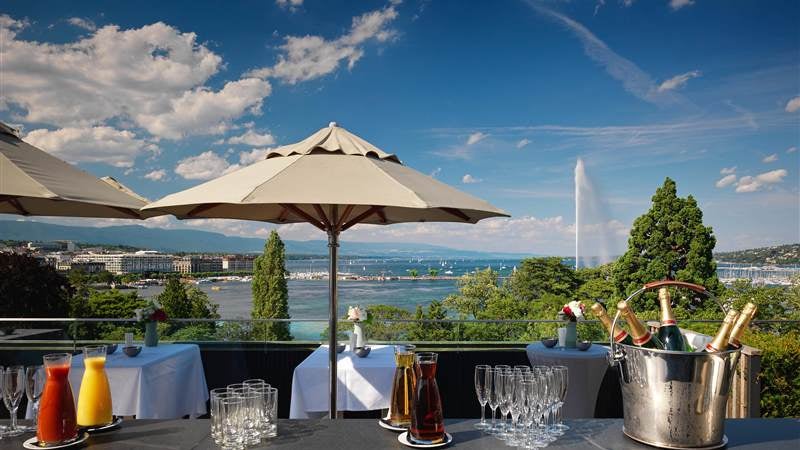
745, 330, 800, 417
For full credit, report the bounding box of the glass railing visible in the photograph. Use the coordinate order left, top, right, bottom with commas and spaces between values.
1, 317, 797, 346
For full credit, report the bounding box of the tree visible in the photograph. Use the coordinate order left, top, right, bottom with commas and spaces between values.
613, 178, 722, 310
0, 254, 72, 321
428, 268, 439, 278
575, 264, 616, 304
408, 300, 453, 341
443, 268, 501, 318
408, 269, 419, 279
364, 304, 413, 341
252, 231, 292, 341
506, 257, 578, 303
158, 275, 192, 319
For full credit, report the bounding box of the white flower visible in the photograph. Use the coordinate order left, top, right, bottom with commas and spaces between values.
568, 301, 585, 320
134, 309, 143, 321
347, 305, 367, 321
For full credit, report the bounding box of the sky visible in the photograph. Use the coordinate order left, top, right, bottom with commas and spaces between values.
1, 0, 798, 256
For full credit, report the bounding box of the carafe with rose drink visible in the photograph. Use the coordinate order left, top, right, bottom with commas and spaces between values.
409, 352, 445, 444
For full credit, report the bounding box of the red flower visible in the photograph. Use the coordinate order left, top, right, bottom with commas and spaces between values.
562, 305, 574, 318
151, 309, 168, 322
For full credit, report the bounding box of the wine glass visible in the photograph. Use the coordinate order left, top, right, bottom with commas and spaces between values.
507, 371, 526, 447
487, 368, 501, 434
553, 366, 569, 432
473, 365, 491, 430
22, 366, 45, 432
497, 369, 514, 440
3, 366, 25, 437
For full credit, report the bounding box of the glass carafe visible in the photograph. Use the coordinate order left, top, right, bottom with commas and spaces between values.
410, 352, 445, 444
388, 344, 416, 428
37, 353, 78, 445
77, 345, 113, 427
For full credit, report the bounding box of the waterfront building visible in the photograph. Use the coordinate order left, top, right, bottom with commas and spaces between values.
173, 256, 224, 274
74, 251, 174, 274
56, 261, 106, 273
27, 240, 76, 252
222, 255, 256, 272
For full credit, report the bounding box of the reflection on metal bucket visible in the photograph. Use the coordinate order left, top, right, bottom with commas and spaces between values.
616, 344, 740, 449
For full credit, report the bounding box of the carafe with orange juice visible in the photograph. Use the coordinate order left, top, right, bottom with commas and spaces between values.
76, 345, 113, 427
37, 353, 78, 445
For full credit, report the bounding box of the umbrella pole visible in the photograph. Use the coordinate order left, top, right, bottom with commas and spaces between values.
327, 228, 340, 419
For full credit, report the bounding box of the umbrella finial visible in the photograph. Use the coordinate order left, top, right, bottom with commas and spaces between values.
328, 121, 338, 128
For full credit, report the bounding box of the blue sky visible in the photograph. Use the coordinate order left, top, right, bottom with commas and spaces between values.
1, 0, 798, 255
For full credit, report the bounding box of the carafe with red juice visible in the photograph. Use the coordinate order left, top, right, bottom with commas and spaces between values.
409, 352, 445, 444
37, 353, 78, 445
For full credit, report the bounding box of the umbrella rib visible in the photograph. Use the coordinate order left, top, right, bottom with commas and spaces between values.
340, 205, 384, 231
441, 207, 471, 222
186, 203, 221, 217
312, 204, 332, 229
334, 205, 355, 231
0, 196, 30, 215
280, 203, 326, 231
277, 206, 290, 222
109, 206, 142, 220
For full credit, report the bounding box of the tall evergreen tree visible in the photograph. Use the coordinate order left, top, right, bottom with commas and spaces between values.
252, 231, 292, 340
158, 275, 191, 318
613, 178, 721, 309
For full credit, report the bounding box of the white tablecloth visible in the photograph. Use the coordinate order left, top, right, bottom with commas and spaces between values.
526, 342, 610, 418
290, 345, 395, 419
27, 344, 208, 419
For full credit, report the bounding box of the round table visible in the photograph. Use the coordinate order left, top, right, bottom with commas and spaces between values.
526, 342, 610, 418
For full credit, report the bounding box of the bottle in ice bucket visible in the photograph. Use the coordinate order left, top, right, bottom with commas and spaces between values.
77, 345, 114, 427
727, 303, 757, 350
388, 344, 417, 428
590, 302, 634, 346
38, 353, 78, 445
656, 288, 687, 351
410, 352, 445, 445
703, 309, 739, 352
617, 301, 665, 349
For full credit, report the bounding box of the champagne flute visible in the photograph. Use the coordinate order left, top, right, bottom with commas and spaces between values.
3, 366, 25, 437
497, 369, 513, 440
487, 368, 501, 434
473, 365, 491, 430
553, 366, 569, 432
508, 371, 526, 447
22, 366, 45, 432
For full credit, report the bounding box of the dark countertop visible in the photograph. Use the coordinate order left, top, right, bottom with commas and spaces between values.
1, 418, 798, 449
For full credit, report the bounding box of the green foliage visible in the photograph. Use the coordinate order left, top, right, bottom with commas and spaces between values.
744, 330, 800, 418
613, 178, 722, 310
251, 231, 292, 341
364, 304, 413, 341
506, 257, 578, 302
73, 289, 146, 340
428, 268, 439, 278
157, 276, 192, 318
0, 253, 73, 321
408, 269, 419, 278
575, 264, 617, 304
408, 301, 453, 341
443, 268, 500, 319
715, 244, 800, 265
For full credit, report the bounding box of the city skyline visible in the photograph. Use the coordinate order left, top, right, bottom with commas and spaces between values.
1, 0, 798, 254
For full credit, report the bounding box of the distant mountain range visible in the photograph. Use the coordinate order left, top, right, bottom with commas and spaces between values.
0, 219, 531, 259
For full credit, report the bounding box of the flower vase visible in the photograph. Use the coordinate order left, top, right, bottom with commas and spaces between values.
353, 322, 366, 348
144, 321, 159, 347
564, 321, 577, 348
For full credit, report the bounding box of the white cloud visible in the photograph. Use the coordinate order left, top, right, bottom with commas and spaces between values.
0, 16, 271, 141
787, 146, 797, 154
174, 151, 237, 180
24, 126, 158, 168
735, 169, 788, 193
657, 70, 701, 92
276, 0, 304, 11
67, 17, 97, 31
720, 166, 736, 175
247, 3, 399, 84
786, 97, 800, 113
143, 169, 167, 181
227, 129, 276, 146
528, 4, 680, 106
715, 174, 737, 188
669, 0, 695, 10
516, 138, 531, 149
762, 153, 778, 163
135, 78, 271, 140
466, 132, 488, 146
239, 148, 272, 165
462, 174, 482, 184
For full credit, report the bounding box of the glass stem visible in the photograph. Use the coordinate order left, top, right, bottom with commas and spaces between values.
10, 407, 17, 430
490, 407, 496, 427
480, 403, 486, 424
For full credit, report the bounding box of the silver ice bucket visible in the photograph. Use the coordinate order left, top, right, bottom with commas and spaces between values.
609, 280, 740, 450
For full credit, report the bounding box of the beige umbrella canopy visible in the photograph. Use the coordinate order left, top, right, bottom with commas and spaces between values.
0, 122, 153, 219
144, 122, 509, 417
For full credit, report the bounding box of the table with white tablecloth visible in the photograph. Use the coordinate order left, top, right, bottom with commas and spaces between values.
26, 344, 208, 419
290, 344, 395, 419
526, 342, 610, 418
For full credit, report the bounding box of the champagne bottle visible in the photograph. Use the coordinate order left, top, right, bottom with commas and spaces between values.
617, 301, 664, 349
727, 302, 757, 350
656, 288, 687, 351
590, 302, 634, 345
703, 309, 739, 352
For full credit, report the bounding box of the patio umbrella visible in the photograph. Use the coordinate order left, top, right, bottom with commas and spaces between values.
143, 122, 508, 418
0, 122, 152, 219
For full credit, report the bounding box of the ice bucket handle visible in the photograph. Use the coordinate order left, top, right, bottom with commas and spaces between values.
609, 280, 724, 369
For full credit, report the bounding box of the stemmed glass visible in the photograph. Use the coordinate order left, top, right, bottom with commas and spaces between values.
22, 366, 45, 432
487, 368, 501, 434
473, 365, 491, 430
553, 366, 569, 432
507, 371, 526, 447
2, 366, 25, 437
496, 369, 513, 439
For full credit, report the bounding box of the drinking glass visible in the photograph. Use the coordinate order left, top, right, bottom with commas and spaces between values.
543, 368, 560, 440
262, 386, 278, 438
514, 365, 531, 373
507, 371, 526, 447
243, 379, 268, 390
209, 388, 232, 443
496, 369, 513, 440
227, 383, 248, 393
473, 365, 491, 430
22, 366, 45, 432
2, 366, 25, 437
232, 390, 261, 446
487, 368, 501, 434
553, 366, 569, 432
524, 372, 549, 449
219, 396, 245, 449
